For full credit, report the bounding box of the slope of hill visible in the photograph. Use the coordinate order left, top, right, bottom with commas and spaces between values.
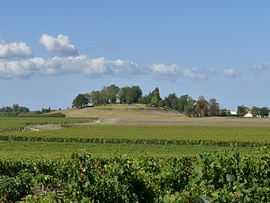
58, 104, 270, 126
59, 104, 185, 124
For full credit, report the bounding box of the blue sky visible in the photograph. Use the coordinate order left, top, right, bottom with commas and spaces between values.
1, 0, 270, 110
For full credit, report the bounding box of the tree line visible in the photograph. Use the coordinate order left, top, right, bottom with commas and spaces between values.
72, 84, 269, 117
0, 104, 63, 117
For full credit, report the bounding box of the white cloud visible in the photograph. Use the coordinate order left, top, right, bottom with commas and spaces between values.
0, 53, 220, 80
0, 55, 140, 78
0, 40, 32, 58
0, 57, 45, 78
149, 63, 213, 80
150, 64, 177, 76
180, 68, 208, 80
224, 68, 237, 78
39, 34, 77, 56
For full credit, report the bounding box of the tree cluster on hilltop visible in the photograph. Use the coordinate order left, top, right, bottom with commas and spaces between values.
72, 84, 269, 117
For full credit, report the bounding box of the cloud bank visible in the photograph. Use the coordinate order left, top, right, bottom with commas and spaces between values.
0, 33, 223, 80
0, 55, 141, 79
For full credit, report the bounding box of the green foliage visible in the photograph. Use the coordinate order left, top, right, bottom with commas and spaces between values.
251, 106, 270, 118
0, 104, 30, 113
17, 112, 65, 117
72, 94, 89, 109
89, 90, 104, 106
260, 107, 269, 117
220, 108, 231, 116
0, 117, 88, 132
164, 93, 179, 110
195, 96, 209, 117
237, 105, 249, 117
100, 84, 120, 104
119, 86, 142, 104
151, 87, 161, 107
139, 92, 152, 104
178, 94, 189, 112
0, 151, 269, 201
4, 124, 270, 144
209, 98, 220, 116
184, 97, 196, 117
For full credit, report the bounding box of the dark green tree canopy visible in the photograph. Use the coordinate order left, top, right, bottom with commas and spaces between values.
72, 94, 89, 109
150, 88, 161, 107
89, 91, 104, 106
195, 96, 209, 117
237, 105, 249, 117
119, 86, 142, 104
0, 104, 29, 113
178, 94, 189, 112
209, 98, 220, 116
164, 93, 179, 110
101, 84, 120, 104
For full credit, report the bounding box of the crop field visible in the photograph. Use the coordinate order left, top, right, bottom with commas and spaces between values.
0, 141, 262, 160
0, 117, 270, 160
0, 116, 270, 201
0, 117, 90, 131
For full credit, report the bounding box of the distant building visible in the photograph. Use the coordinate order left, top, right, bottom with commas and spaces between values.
244, 111, 253, 118
230, 110, 237, 115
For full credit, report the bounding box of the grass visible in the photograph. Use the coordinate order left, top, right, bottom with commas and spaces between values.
1, 115, 270, 160
0, 117, 90, 130
0, 141, 262, 160
6, 125, 270, 143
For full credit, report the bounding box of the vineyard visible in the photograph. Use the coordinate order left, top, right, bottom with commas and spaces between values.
0, 117, 270, 201
0, 117, 90, 132
0, 151, 269, 202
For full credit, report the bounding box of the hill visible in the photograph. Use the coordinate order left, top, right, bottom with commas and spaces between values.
59, 104, 185, 124
58, 104, 270, 126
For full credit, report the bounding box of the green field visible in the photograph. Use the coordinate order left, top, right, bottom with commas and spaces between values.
0, 117, 270, 160
0, 117, 90, 131
0, 141, 263, 160
8, 124, 270, 143
0, 115, 270, 201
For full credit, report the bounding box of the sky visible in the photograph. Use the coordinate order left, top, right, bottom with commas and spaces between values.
1, 1, 270, 110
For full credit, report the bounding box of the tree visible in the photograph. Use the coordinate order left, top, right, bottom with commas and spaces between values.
119, 86, 142, 104
178, 94, 189, 112
119, 87, 128, 103
150, 88, 161, 107
184, 97, 196, 117
220, 108, 231, 116
100, 84, 120, 104
237, 105, 248, 117
195, 96, 209, 117
260, 107, 269, 118
209, 98, 220, 116
250, 106, 260, 118
164, 93, 179, 110
89, 91, 104, 106
128, 86, 142, 104
42, 107, 51, 113
0, 104, 29, 113
72, 94, 89, 108
139, 92, 151, 104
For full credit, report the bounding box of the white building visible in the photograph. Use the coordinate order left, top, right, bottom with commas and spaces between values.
230, 110, 237, 115
244, 111, 253, 118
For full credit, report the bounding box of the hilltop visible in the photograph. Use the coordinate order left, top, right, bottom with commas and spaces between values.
59, 104, 185, 124
58, 104, 270, 126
